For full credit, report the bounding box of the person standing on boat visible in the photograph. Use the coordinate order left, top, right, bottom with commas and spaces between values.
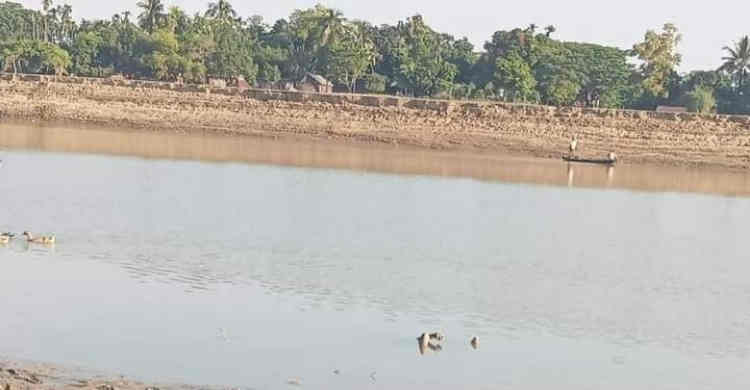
569, 135, 578, 157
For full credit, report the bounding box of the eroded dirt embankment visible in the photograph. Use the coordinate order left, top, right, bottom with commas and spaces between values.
1, 76, 749, 169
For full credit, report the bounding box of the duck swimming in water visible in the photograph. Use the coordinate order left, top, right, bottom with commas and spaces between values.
23, 231, 55, 244
0, 233, 15, 245
470, 336, 479, 349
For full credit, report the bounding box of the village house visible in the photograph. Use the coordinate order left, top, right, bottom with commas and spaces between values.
235, 76, 250, 91
254, 73, 333, 93
208, 78, 227, 88
296, 73, 333, 94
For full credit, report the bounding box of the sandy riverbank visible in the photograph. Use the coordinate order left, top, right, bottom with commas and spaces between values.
0, 76, 749, 169
0, 360, 208, 390
3, 122, 750, 197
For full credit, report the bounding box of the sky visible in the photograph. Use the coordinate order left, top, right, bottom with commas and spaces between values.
15, 0, 746, 72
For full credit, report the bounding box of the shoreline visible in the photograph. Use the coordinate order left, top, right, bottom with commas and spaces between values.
3, 122, 750, 197
0, 76, 748, 170
0, 359, 207, 390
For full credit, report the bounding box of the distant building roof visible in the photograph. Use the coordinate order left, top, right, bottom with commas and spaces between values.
236, 76, 250, 90
304, 73, 333, 87
656, 106, 687, 113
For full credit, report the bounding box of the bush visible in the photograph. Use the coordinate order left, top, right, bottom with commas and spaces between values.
360, 73, 386, 94
683, 85, 716, 113
544, 78, 580, 106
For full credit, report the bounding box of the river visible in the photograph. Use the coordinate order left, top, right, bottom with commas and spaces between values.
1, 123, 750, 389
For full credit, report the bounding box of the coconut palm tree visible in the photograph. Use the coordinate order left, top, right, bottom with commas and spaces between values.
545, 25, 556, 37
41, 0, 52, 41
137, 0, 165, 33
206, 0, 237, 23
47, 6, 58, 42
314, 6, 346, 47
719, 36, 750, 92
60, 4, 74, 42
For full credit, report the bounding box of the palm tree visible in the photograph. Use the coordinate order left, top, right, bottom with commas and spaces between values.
206, 0, 237, 22
137, 0, 165, 33
60, 4, 74, 42
718, 36, 750, 92
545, 25, 556, 37
41, 0, 52, 41
314, 6, 346, 47
47, 6, 58, 42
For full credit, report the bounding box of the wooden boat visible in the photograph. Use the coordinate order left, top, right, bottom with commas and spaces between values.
562, 155, 617, 165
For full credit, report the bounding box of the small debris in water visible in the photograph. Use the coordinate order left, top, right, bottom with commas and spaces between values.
217, 327, 231, 342
287, 378, 302, 386
470, 336, 479, 349
333, 369, 340, 375
369, 372, 377, 382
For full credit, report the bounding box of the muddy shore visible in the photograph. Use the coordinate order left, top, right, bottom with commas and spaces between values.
0, 360, 210, 390
0, 76, 749, 169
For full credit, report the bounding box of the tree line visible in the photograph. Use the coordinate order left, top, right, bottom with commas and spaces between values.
1, 0, 749, 114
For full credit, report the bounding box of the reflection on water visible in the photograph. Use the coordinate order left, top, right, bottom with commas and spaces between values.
567, 164, 616, 188
2, 122, 750, 197
1, 123, 750, 388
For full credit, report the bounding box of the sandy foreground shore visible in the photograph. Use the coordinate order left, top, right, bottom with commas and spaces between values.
0, 360, 215, 390
0, 77, 749, 170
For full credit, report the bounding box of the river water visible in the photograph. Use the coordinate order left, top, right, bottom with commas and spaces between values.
1, 123, 750, 389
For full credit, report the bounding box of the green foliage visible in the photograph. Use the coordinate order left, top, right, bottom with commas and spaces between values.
392, 15, 458, 97
205, 19, 257, 81
360, 72, 386, 93
632, 23, 682, 97
206, 0, 237, 23
682, 85, 716, 113
446, 37, 476, 85
143, 28, 187, 80
495, 52, 537, 102
543, 78, 580, 106
325, 21, 376, 92
69, 30, 102, 75
718, 36, 750, 91
136, 0, 165, 33
0, 39, 70, 74
451, 82, 477, 100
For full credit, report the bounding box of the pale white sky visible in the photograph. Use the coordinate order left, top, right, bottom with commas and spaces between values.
16, 0, 746, 71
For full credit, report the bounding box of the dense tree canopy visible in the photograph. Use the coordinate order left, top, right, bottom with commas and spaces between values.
632, 23, 682, 102
0, 1, 749, 114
